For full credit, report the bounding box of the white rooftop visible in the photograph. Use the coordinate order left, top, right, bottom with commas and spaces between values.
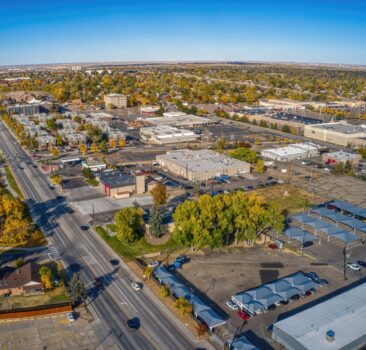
326, 151, 361, 160
273, 282, 366, 350
159, 149, 249, 172
262, 143, 319, 157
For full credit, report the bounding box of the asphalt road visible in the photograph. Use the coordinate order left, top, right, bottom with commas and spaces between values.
0, 123, 211, 350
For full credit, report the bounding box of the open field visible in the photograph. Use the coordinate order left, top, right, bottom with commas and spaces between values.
0, 286, 69, 311
254, 184, 324, 213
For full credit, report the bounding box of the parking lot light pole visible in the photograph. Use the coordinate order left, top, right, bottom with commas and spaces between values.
343, 244, 349, 280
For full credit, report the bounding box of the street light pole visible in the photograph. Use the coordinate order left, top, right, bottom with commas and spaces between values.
343, 244, 348, 280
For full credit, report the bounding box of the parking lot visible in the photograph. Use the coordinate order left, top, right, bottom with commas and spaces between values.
0, 313, 103, 350
176, 246, 359, 349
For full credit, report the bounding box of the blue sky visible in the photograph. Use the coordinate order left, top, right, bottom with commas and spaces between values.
1, 0, 366, 65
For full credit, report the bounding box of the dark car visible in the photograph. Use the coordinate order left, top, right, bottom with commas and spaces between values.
237, 310, 250, 320
357, 260, 366, 268
267, 304, 276, 311
127, 317, 140, 331
175, 255, 190, 265
302, 241, 313, 247
80, 225, 89, 231
110, 259, 119, 266
318, 279, 329, 287
94, 277, 102, 286
268, 243, 278, 250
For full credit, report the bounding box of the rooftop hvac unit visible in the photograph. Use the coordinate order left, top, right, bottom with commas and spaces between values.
326, 330, 335, 343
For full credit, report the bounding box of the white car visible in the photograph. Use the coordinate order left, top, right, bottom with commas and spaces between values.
66, 312, 75, 322
131, 282, 142, 291
226, 299, 239, 311
147, 261, 160, 268
347, 263, 361, 271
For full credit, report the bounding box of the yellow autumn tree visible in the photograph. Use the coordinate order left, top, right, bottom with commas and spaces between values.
79, 143, 88, 156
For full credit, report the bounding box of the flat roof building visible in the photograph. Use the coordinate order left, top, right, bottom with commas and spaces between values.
140, 125, 199, 144
322, 151, 362, 167
304, 122, 366, 147
7, 103, 43, 115
104, 93, 127, 109
156, 149, 250, 181
272, 281, 366, 350
261, 143, 319, 162
145, 112, 214, 128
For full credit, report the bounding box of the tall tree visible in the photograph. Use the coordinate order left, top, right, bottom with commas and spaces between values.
114, 206, 144, 242
150, 183, 168, 207
69, 272, 88, 308
149, 207, 164, 237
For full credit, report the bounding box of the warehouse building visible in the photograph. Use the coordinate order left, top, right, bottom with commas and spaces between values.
145, 112, 214, 128
271, 281, 366, 350
156, 149, 250, 181
322, 150, 362, 167
304, 122, 366, 147
261, 143, 319, 162
140, 125, 199, 144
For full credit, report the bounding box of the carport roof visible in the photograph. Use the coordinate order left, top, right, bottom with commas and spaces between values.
331, 231, 360, 243
330, 200, 366, 218
291, 214, 317, 224
284, 227, 319, 243
230, 335, 259, 350
311, 207, 340, 221
192, 296, 226, 329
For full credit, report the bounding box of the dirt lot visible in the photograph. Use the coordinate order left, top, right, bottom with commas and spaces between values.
267, 162, 366, 207
177, 246, 359, 349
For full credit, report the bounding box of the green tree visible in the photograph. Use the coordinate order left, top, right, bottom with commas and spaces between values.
149, 207, 164, 238
174, 297, 193, 315
215, 137, 226, 152
229, 147, 258, 164
114, 206, 144, 242
282, 124, 291, 133
46, 118, 58, 131
15, 257, 25, 268
256, 159, 265, 174
39, 266, 54, 290
68, 272, 88, 309
159, 285, 170, 298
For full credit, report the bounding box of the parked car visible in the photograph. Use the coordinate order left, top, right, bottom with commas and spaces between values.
66, 312, 75, 322
347, 262, 361, 271
268, 243, 278, 250
307, 272, 319, 281
318, 279, 329, 287
175, 255, 190, 265
147, 261, 160, 268
267, 304, 276, 311
226, 300, 239, 311
357, 260, 366, 268
131, 281, 142, 291
302, 241, 313, 247
237, 310, 250, 320
94, 277, 102, 286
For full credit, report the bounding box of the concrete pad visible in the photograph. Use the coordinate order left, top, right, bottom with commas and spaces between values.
74, 195, 153, 215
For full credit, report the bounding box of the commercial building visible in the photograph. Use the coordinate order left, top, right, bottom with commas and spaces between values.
98, 171, 156, 198
140, 105, 160, 115
261, 143, 319, 162
156, 149, 250, 181
82, 160, 107, 172
304, 122, 366, 147
259, 99, 326, 111
145, 112, 214, 128
322, 151, 362, 167
271, 281, 366, 350
104, 93, 128, 109
140, 125, 199, 145
89, 112, 114, 119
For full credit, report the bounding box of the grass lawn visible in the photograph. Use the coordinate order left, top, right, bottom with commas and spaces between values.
4, 165, 24, 198
254, 184, 324, 213
96, 226, 180, 261
0, 286, 69, 311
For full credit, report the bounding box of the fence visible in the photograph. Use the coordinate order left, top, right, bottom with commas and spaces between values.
0, 302, 72, 320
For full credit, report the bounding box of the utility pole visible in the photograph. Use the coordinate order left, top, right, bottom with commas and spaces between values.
343, 244, 349, 280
